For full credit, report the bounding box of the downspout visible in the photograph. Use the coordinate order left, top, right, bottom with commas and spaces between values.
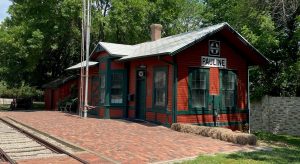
159, 56, 178, 124
248, 66, 252, 134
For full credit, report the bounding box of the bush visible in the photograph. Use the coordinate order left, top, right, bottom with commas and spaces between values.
0, 81, 43, 99
171, 123, 257, 145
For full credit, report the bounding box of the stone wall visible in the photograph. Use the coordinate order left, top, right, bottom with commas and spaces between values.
250, 96, 300, 136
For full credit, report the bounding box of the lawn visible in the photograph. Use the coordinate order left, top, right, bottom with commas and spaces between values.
182, 132, 300, 164
0, 104, 10, 110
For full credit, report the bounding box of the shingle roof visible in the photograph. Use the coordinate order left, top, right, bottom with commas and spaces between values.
95, 22, 269, 63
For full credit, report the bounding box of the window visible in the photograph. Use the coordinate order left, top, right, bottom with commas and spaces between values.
99, 74, 105, 104
189, 69, 208, 108
221, 71, 236, 108
154, 68, 167, 107
111, 73, 123, 104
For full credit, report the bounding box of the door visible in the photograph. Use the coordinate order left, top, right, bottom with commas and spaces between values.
136, 69, 146, 120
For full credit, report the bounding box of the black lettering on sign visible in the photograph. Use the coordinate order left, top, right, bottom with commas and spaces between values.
201, 56, 227, 68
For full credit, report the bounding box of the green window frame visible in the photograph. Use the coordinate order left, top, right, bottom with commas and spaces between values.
153, 67, 168, 109
221, 70, 237, 109
188, 68, 209, 110
99, 74, 105, 104
110, 72, 124, 104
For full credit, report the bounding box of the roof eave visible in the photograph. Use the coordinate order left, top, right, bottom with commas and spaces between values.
118, 52, 171, 61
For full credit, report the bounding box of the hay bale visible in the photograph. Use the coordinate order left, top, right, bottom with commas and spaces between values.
170, 123, 257, 145
170, 123, 181, 131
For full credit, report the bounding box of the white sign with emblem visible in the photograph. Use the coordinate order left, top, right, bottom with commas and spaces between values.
201, 56, 227, 68
209, 40, 220, 57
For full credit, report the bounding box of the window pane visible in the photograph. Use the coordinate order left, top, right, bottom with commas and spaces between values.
100, 75, 105, 88
155, 89, 166, 106
154, 70, 167, 107
221, 70, 236, 108
99, 75, 105, 104
100, 90, 105, 104
191, 89, 206, 108
111, 73, 123, 104
222, 90, 234, 107
190, 69, 207, 108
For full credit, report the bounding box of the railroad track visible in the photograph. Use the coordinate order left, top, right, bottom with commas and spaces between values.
0, 117, 88, 164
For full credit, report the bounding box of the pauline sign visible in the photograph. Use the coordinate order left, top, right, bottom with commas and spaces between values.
201, 56, 227, 68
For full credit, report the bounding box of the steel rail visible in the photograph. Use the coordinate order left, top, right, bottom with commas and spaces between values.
0, 147, 16, 164
0, 118, 89, 164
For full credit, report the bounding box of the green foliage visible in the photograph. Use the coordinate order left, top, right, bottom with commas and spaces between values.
182, 132, 300, 164
0, 81, 43, 98
0, 0, 82, 87
0, 0, 299, 97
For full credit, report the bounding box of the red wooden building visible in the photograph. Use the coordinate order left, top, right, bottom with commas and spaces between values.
43, 75, 78, 110
49, 23, 269, 130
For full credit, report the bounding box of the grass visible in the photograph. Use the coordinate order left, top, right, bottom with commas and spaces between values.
0, 104, 10, 110
181, 132, 300, 164
32, 101, 45, 110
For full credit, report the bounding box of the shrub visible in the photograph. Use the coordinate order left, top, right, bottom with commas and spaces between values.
0, 81, 43, 99
171, 123, 257, 145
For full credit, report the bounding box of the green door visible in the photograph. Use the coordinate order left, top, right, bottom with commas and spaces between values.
136, 69, 146, 120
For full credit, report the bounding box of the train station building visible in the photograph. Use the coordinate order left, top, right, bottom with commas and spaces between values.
44, 23, 269, 130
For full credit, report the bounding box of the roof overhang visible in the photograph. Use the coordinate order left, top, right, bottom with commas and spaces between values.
66, 61, 98, 70
42, 75, 78, 89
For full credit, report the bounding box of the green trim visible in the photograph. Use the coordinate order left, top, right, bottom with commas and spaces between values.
98, 73, 105, 106
146, 108, 171, 114
97, 55, 110, 62
190, 120, 248, 127
172, 61, 178, 123
128, 106, 135, 110
177, 108, 248, 115
104, 58, 111, 119
152, 66, 168, 110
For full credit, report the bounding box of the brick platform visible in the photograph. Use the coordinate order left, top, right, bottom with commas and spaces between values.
1, 111, 257, 163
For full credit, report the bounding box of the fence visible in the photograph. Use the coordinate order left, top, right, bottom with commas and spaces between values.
250, 96, 300, 136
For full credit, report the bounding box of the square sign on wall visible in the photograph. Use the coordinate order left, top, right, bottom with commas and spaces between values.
209, 40, 220, 57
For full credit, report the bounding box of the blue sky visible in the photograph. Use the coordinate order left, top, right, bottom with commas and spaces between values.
0, 0, 12, 22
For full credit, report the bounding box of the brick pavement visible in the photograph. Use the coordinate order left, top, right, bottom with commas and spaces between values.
0, 111, 257, 163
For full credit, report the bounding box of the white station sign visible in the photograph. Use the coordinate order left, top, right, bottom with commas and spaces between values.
201, 56, 227, 68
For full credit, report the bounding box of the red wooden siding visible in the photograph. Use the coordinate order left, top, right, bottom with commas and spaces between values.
176, 36, 248, 129
128, 56, 173, 124
209, 67, 220, 95
111, 61, 125, 70
177, 37, 248, 111
110, 107, 123, 118
91, 51, 108, 60
44, 78, 78, 111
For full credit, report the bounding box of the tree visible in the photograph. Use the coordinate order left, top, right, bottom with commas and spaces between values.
0, 0, 82, 87
204, 0, 300, 97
